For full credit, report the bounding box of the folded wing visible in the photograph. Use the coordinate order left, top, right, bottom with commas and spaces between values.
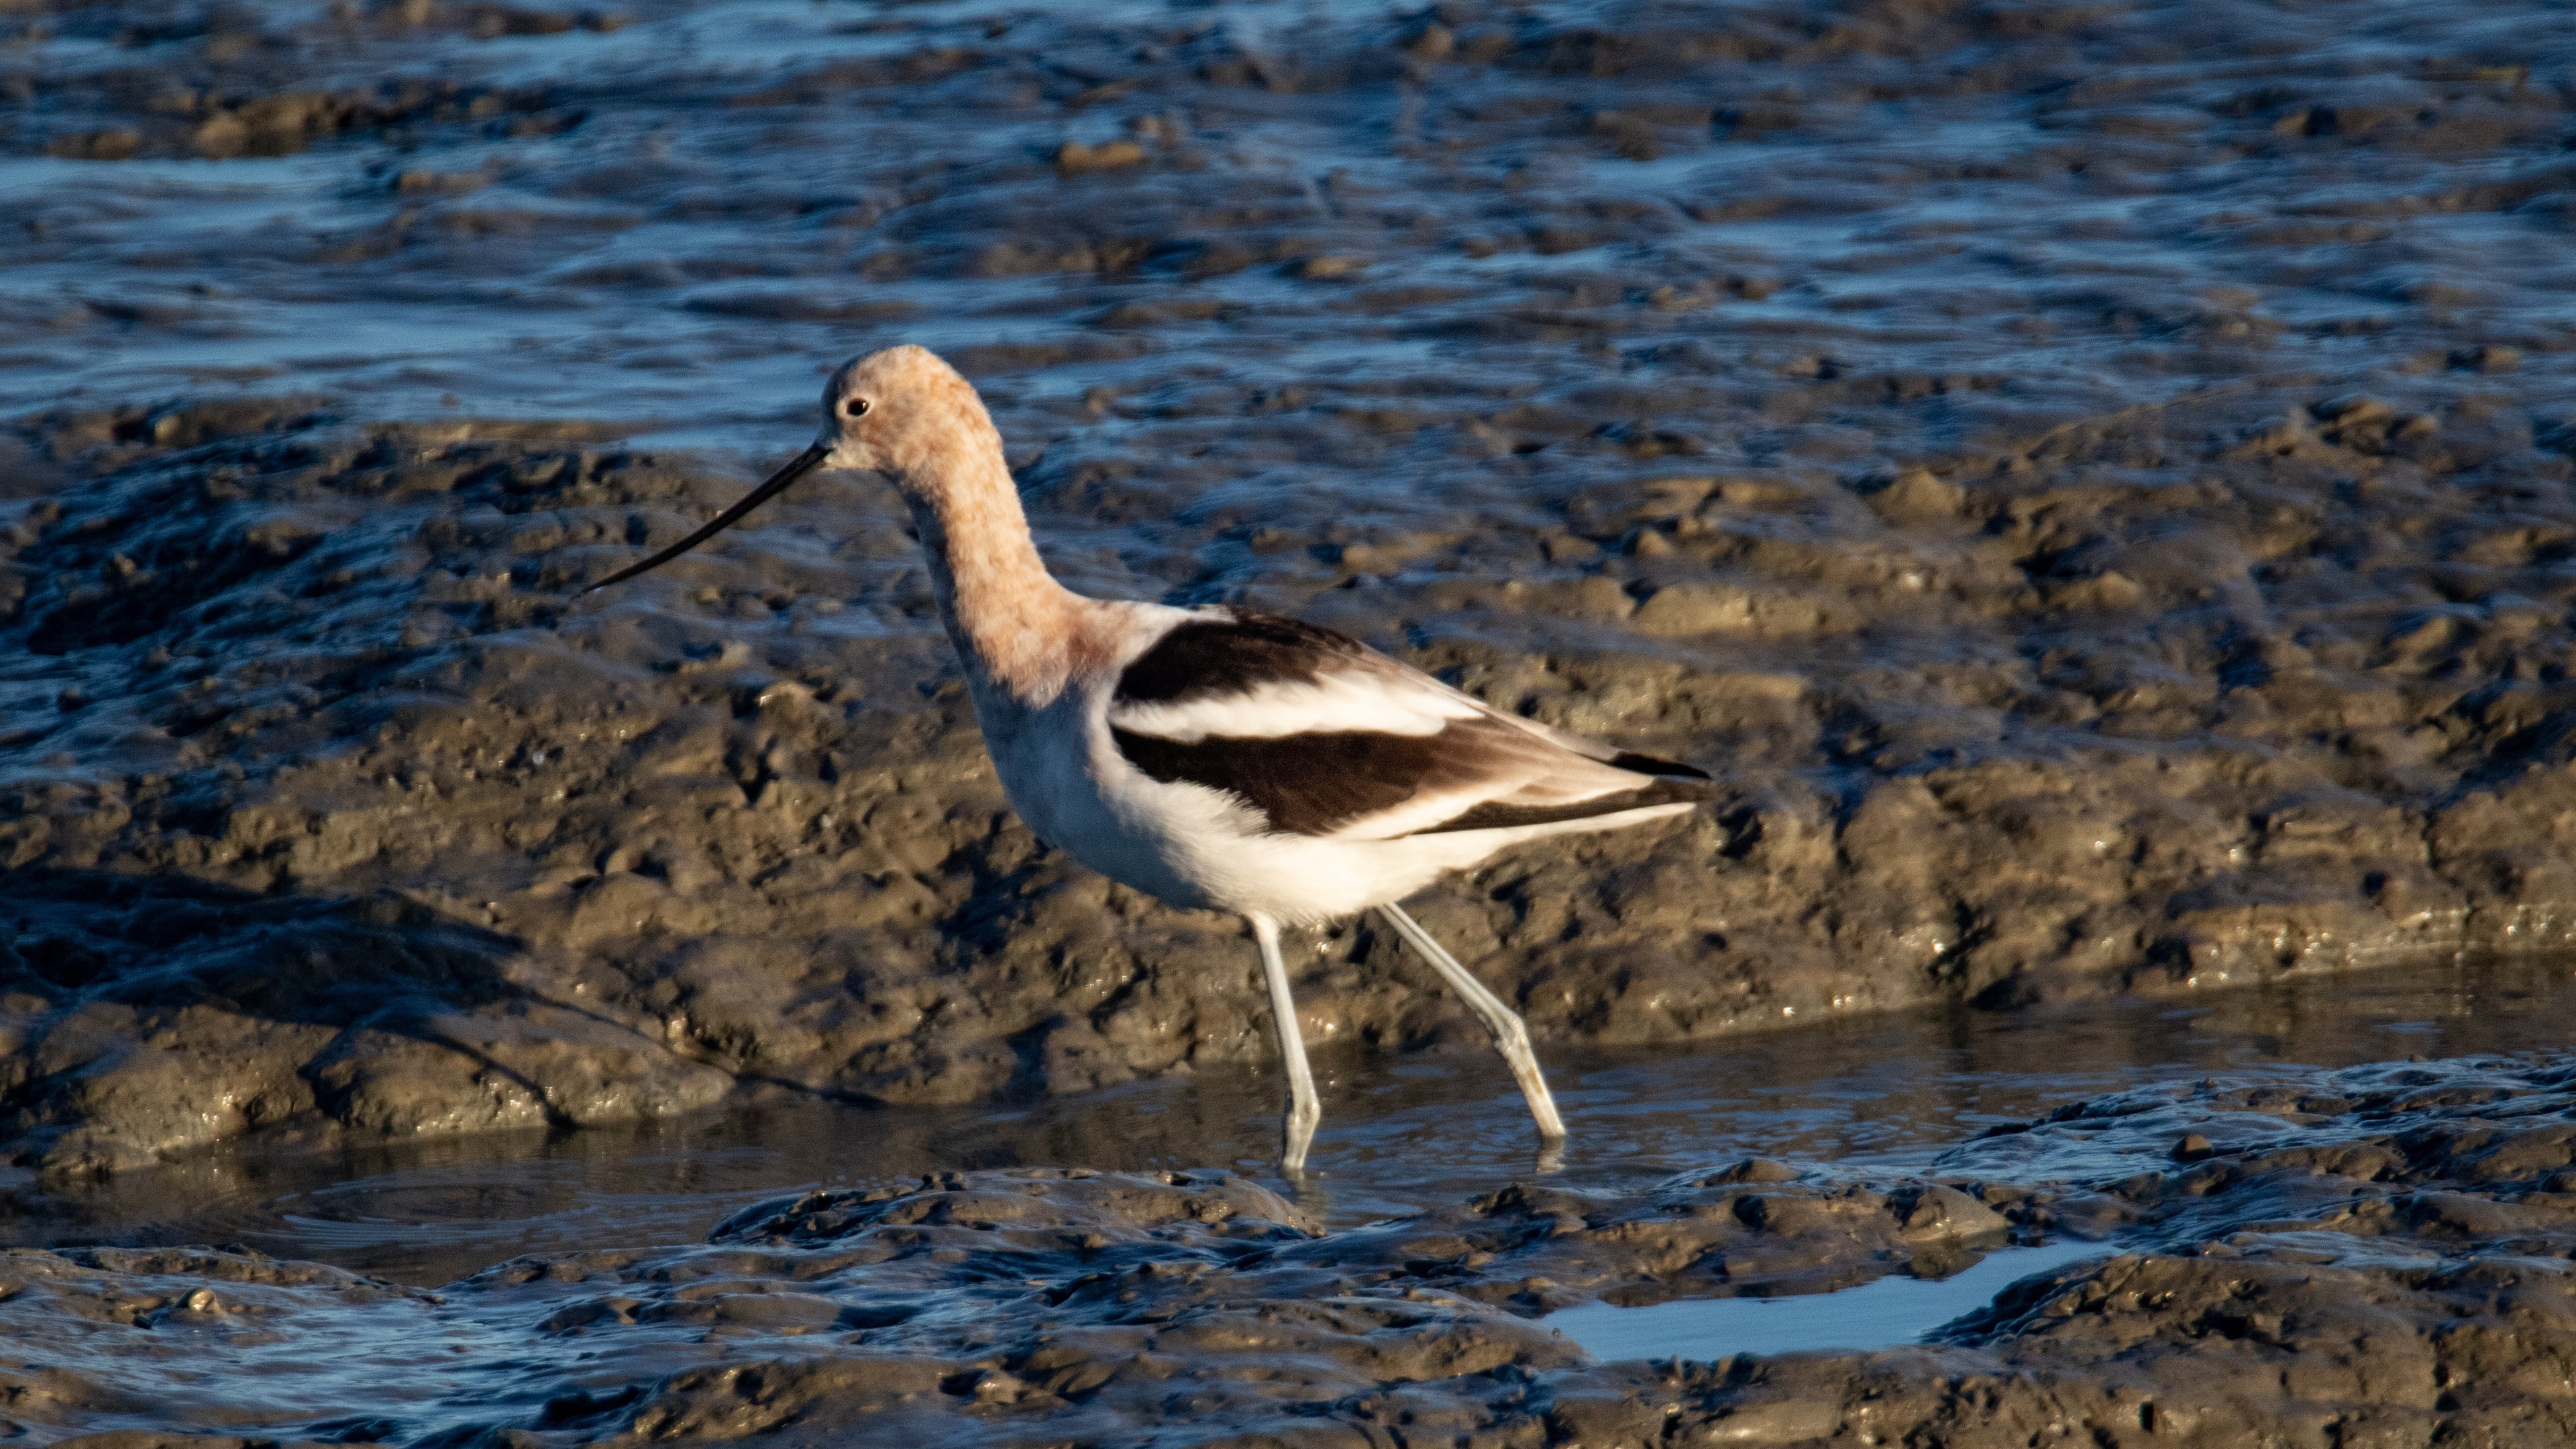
1108, 612, 1712, 841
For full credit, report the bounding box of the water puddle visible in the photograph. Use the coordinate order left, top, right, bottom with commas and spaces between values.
1546, 1238, 2109, 1362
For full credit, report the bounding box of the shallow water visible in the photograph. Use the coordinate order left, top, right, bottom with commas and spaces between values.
11, 0, 2570, 464
9, 952, 2567, 1287
1544, 1236, 2110, 1360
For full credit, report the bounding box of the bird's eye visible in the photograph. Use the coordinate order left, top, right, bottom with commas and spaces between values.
845, 397, 871, 418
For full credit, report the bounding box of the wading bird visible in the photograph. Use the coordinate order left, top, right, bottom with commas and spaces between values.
586, 346, 1713, 1169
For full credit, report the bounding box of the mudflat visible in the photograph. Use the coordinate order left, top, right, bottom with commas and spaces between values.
3, 0, 2574, 1442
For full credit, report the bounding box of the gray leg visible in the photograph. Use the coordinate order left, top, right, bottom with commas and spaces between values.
1375, 902, 1566, 1140
1251, 914, 1321, 1171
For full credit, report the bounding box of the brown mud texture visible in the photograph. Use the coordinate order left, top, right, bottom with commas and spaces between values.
0, 1053, 2570, 1445
6, 0, 2575, 1174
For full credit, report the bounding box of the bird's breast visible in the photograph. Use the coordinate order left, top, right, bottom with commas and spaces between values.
971, 686, 1206, 905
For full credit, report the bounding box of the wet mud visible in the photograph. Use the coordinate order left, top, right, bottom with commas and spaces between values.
1, 1046, 2572, 1446
5, 0, 2576, 1439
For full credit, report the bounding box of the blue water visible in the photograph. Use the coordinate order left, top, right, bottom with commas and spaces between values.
1546, 1237, 2109, 1361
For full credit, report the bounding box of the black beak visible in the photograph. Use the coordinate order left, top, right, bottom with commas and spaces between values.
583, 442, 832, 594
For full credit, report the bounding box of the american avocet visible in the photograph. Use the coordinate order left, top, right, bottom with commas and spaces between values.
586, 346, 1715, 1169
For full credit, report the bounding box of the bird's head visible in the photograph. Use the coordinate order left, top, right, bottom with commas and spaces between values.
583, 343, 1002, 594
814, 343, 1000, 494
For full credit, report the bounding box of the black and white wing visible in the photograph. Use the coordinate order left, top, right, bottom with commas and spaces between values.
1108, 610, 1713, 841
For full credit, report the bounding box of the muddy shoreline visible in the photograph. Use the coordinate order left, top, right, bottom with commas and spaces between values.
1, 958, 2561, 1286
5, 0, 2576, 1440
2, 1044, 2571, 1446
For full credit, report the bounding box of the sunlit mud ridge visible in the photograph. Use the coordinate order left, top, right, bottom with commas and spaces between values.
5, 0, 2576, 1173
2, 378, 2575, 1176
0, 1051, 2567, 1446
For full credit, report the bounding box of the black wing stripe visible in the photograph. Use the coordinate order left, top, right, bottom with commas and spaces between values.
1114, 613, 1363, 706
1602, 749, 1711, 781
1112, 726, 1474, 837
1113, 720, 1716, 839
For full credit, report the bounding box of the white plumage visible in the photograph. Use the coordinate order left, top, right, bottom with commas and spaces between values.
1106, 664, 1470, 743
584, 345, 1716, 1169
